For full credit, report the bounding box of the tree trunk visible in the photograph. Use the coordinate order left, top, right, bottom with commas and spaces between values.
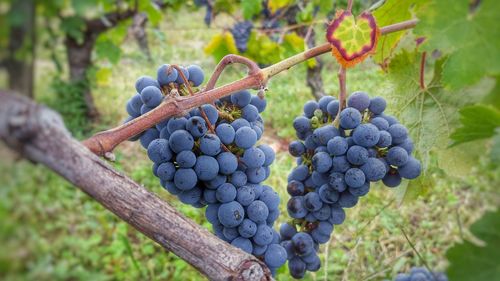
304, 31, 325, 100
65, 32, 100, 120
5, 0, 36, 98
0, 90, 273, 281
129, 13, 151, 60
283, 3, 325, 100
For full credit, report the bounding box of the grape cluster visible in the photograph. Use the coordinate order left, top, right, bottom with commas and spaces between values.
124, 65, 287, 274
231, 21, 253, 53
389, 267, 448, 281
280, 92, 421, 278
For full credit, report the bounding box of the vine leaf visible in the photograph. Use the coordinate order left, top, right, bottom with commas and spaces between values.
445, 209, 500, 281
387, 50, 493, 184
326, 10, 380, 68
450, 105, 500, 147
372, 0, 424, 67
241, 0, 262, 20
414, 0, 500, 89
267, 0, 294, 13
204, 32, 239, 62
491, 128, 500, 164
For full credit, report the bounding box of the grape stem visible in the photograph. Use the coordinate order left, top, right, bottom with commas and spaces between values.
419, 51, 427, 90
82, 19, 419, 156
334, 66, 347, 127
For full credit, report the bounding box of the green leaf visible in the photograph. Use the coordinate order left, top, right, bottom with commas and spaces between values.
241, 0, 262, 20
483, 76, 500, 110
446, 209, 500, 281
372, 0, 424, 66
491, 128, 500, 164
61, 16, 86, 43
296, 2, 314, 23
415, 0, 500, 89
387, 50, 493, 179
204, 32, 239, 62
245, 31, 282, 65
268, 0, 294, 13
450, 105, 500, 146
95, 40, 121, 64
139, 0, 163, 26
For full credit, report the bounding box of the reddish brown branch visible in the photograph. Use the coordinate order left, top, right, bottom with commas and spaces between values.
338, 67, 347, 110
205, 54, 261, 91
83, 19, 419, 156
419, 51, 427, 90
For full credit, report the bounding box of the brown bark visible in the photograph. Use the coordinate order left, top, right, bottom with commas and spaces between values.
64, 9, 137, 120
283, 3, 325, 100
0, 90, 273, 281
128, 12, 151, 60
5, 0, 36, 98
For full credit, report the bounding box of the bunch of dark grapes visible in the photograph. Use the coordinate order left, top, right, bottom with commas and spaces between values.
231, 21, 253, 53
389, 267, 448, 281
193, 0, 212, 26
280, 92, 422, 278
124, 65, 287, 274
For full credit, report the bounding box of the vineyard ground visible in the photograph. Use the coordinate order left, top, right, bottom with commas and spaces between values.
0, 9, 497, 281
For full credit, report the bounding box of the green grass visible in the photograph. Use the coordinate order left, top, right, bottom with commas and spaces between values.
1, 8, 499, 281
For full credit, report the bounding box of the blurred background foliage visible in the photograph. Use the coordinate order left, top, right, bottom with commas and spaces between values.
0, 0, 499, 280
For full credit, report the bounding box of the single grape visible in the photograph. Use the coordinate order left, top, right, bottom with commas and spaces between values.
369, 96, 386, 114
250, 95, 267, 113
157, 64, 178, 86
216, 152, 238, 175
147, 139, 172, 163
168, 130, 194, 153
312, 152, 333, 173
287, 180, 305, 196
247, 200, 269, 223
194, 155, 219, 181
339, 107, 362, 129
386, 146, 409, 166
287, 196, 307, 219
388, 124, 409, 144
345, 168, 366, 188
187, 65, 205, 87
327, 100, 340, 117
238, 219, 257, 238
231, 237, 253, 254
327, 136, 348, 156
186, 116, 208, 138
176, 150, 196, 168
242, 147, 265, 168
236, 185, 255, 206
218, 201, 245, 227
235, 127, 257, 149
231, 90, 252, 107
135, 75, 160, 93
303, 100, 319, 118
398, 157, 421, 179
352, 123, 380, 147
199, 134, 222, 156
318, 184, 339, 203
215, 123, 235, 144
360, 158, 387, 181
264, 244, 287, 268
253, 224, 274, 246
347, 91, 371, 111
173, 168, 198, 190
346, 145, 369, 165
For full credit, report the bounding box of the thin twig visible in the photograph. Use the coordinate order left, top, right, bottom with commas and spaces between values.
347, 0, 354, 13
399, 226, 438, 281
419, 51, 427, 90
205, 54, 261, 91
